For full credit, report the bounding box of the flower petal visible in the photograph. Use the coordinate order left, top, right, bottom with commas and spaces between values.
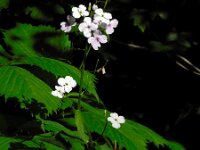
64, 85, 72, 93
107, 117, 115, 123
58, 77, 66, 86
78, 22, 87, 32
79, 4, 86, 11
72, 12, 81, 18
83, 29, 92, 38
95, 8, 103, 16
112, 122, 121, 129
118, 116, 125, 124
110, 112, 119, 119
99, 35, 107, 43
104, 12, 112, 20
106, 26, 114, 34
110, 19, 118, 28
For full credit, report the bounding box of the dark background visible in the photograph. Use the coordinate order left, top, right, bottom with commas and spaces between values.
95, 0, 200, 149
1, 0, 200, 149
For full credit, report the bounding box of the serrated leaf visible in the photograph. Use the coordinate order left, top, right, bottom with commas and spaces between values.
167, 141, 185, 150
0, 0, 9, 9
3, 23, 71, 57
0, 137, 20, 150
0, 66, 61, 115
75, 110, 89, 143
41, 120, 80, 139
60, 98, 73, 110
13, 56, 99, 101
0, 45, 9, 64
82, 110, 185, 150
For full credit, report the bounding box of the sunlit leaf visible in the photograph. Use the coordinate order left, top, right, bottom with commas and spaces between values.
0, 66, 61, 115
13, 56, 99, 101
75, 110, 89, 143
81, 109, 185, 150
41, 120, 80, 138
0, 137, 20, 150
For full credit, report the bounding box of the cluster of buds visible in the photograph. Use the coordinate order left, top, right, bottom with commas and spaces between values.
51, 76, 77, 98
60, 4, 118, 50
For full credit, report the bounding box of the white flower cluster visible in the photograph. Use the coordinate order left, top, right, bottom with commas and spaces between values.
107, 112, 125, 129
60, 4, 118, 50
51, 76, 77, 98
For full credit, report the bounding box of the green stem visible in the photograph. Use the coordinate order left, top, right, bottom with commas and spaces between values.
104, 0, 110, 9
78, 45, 91, 109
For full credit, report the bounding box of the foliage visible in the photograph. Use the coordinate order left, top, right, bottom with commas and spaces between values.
0, 0, 187, 150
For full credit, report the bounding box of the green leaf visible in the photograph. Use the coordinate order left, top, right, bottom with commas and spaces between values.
95, 143, 112, 150
22, 140, 41, 148
167, 141, 186, 150
25, 6, 52, 22
69, 140, 85, 150
25, 5, 64, 21
0, 0, 9, 9
82, 109, 185, 150
60, 133, 85, 150
0, 45, 5, 53
149, 41, 175, 52
0, 66, 61, 115
41, 120, 80, 138
75, 110, 89, 143
14, 56, 99, 101
3, 23, 71, 57
40, 141, 64, 150
0, 45, 9, 64
0, 137, 20, 150
60, 98, 73, 110
133, 14, 147, 33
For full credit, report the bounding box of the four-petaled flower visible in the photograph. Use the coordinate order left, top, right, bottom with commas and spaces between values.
107, 112, 125, 129
105, 19, 118, 34
51, 86, 65, 98
79, 17, 98, 38
94, 8, 112, 24
72, 4, 89, 19
51, 76, 77, 98
60, 4, 118, 50
88, 32, 108, 50
60, 22, 75, 32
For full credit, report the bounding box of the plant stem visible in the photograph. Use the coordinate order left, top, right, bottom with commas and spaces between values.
104, 0, 110, 9
78, 45, 91, 109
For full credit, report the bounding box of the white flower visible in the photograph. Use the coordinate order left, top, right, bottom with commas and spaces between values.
94, 8, 112, 24
65, 76, 77, 88
51, 86, 65, 98
105, 19, 118, 34
60, 16, 76, 33
57, 76, 77, 93
88, 32, 107, 50
92, 4, 98, 11
60, 21, 76, 32
107, 112, 125, 129
72, 4, 89, 19
79, 17, 98, 38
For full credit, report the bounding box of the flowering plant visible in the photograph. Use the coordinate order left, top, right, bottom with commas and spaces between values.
0, 1, 185, 150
